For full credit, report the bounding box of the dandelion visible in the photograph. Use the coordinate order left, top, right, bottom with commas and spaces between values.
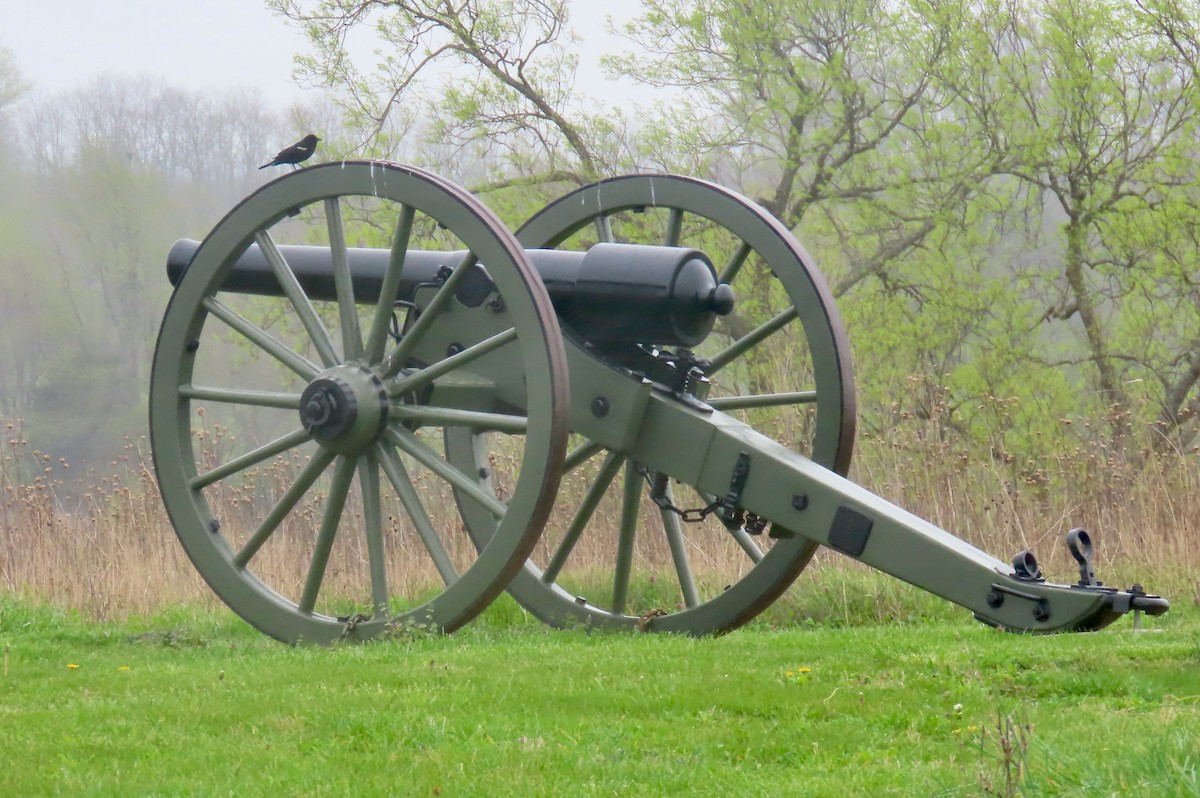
117, 666, 130, 672
66, 663, 80, 670
784, 667, 813, 683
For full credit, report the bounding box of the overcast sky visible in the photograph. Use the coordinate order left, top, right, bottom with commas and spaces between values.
3, 0, 647, 107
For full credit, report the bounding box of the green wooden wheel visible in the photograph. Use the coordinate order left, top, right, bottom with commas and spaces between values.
447, 174, 855, 634
151, 162, 568, 643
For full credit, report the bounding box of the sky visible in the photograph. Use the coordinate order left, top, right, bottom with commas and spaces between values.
2, 0, 649, 108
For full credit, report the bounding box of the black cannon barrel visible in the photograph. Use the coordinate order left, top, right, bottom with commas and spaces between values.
167, 239, 734, 346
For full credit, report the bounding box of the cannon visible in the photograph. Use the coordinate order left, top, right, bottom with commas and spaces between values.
151, 161, 1168, 643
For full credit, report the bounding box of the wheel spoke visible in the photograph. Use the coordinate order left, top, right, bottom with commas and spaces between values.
660, 483, 700, 608
664, 208, 684, 247
358, 452, 389, 617
707, 306, 799, 374
326, 198, 365, 361
389, 405, 528, 434
541, 450, 624, 584
298, 454, 357, 614
365, 204, 416, 363
203, 297, 320, 380
696, 488, 764, 563
180, 385, 302, 410
377, 444, 459, 585
388, 327, 517, 398
255, 230, 340, 369
191, 427, 312, 491
564, 440, 605, 473
611, 459, 642, 614
233, 447, 337, 569
707, 391, 818, 411
383, 426, 506, 518
594, 214, 614, 243
719, 240, 753, 284
728, 525, 766, 563
382, 251, 481, 378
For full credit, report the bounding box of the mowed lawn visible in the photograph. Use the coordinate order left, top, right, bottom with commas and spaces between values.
1, 597, 1198, 797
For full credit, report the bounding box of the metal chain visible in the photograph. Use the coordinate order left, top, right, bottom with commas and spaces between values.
636, 464, 722, 523
339, 613, 371, 642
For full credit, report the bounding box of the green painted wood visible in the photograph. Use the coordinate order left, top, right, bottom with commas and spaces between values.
150, 161, 568, 644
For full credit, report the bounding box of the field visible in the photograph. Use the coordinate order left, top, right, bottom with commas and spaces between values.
4, 425, 1200, 795
2, 580, 1199, 797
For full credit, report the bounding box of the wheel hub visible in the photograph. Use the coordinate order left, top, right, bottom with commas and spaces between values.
299, 366, 389, 454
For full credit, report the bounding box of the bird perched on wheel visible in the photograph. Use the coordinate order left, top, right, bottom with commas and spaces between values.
258, 134, 321, 170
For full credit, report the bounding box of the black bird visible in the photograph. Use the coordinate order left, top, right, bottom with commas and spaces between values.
259, 134, 321, 170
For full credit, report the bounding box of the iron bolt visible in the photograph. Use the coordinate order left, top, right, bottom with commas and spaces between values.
792, 494, 809, 511
1033, 600, 1050, 622
986, 590, 1004, 608
591, 397, 610, 418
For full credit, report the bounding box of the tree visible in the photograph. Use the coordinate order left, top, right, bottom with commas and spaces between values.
1, 78, 292, 466
270, 0, 622, 191
0, 44, 26, 118
946, 0, 1200, 454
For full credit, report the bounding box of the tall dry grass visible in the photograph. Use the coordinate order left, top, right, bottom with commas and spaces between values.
1, 411, 1196, 623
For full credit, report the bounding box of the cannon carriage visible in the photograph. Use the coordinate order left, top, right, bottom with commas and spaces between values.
150, 161, 1167, 643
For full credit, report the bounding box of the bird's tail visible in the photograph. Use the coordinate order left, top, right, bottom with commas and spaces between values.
258, 162, 272, 170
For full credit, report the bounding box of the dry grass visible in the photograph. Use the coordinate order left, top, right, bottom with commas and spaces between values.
2, 412, 1197, 622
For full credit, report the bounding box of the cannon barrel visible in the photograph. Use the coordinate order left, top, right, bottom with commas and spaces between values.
167, 238, 734, 347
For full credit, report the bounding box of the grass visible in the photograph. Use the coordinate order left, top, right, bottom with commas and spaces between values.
2, 595, 1199, 797
3, 415, 1200, 794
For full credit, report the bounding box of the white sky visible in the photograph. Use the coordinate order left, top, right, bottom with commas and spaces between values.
2, 0, 649, 107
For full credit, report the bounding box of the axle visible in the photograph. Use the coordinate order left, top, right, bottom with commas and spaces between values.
167, 238, 735, 347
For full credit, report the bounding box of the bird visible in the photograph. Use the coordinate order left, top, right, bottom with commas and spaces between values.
258, 134, 321, 170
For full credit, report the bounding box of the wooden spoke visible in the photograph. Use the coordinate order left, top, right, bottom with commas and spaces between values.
364, 204, 416, 363
255, 230, 340, 369
190, 428, 312, 491
611, 459, 642, 614
202, 297, 320, 380
179, 385, 302, 410
707, 391, 818, 411
298, 455, 357, 614
382, 251, 481, 378
233, 447, 337, 569
387, 327, 517, 397
707, 306, 799, 374
326, 198, 365, 361
541, 450, 624, 584
377, 444, 459, 585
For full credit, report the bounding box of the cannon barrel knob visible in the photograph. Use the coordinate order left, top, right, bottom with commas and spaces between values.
706, 283, 735, 316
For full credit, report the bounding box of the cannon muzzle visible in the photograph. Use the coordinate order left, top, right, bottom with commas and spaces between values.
167, 238, 734, 347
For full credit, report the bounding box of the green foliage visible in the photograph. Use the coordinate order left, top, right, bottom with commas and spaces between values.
7, 0, 1200, 481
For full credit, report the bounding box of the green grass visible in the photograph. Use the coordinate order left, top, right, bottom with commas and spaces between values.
2, 594, 1199, 797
